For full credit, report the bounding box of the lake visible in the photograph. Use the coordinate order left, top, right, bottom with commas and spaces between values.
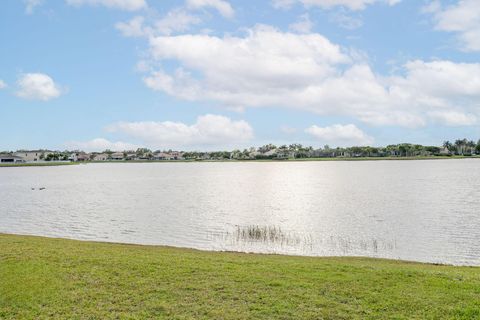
1, 160, 480, 265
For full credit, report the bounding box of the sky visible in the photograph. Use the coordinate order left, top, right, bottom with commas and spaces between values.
1, 0, 480, 151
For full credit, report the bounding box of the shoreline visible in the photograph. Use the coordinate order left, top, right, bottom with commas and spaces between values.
1, 232, 476, 267
0, 161, 78, 167
1, 155, 478, 167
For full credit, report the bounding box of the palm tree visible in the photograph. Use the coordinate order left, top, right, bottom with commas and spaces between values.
454, 139, 468, 155
467, 140, 476, 155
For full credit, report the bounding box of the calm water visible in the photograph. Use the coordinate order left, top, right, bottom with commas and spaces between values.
1, 160, 480, 265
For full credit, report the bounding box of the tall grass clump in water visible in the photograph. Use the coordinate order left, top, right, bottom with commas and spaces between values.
234, 225, 304, 246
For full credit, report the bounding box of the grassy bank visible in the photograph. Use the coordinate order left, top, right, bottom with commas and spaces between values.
0, 162, 78, 167
1, 235, 479, 319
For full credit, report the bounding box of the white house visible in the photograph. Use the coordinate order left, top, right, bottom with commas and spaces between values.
152, 152, 172, 160
0, 154, 25, 163
14, 150, 52, 162
152, 151, 184, 160
110, 152, 125, 160
93, 153, 108, 161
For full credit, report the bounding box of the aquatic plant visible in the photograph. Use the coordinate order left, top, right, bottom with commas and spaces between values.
233, 225, 304, 246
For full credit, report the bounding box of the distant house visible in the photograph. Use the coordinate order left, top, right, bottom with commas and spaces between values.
14, 150, 52, 162
68, 153, 78, 162
93, 153, 108, 161
110, 152, 125, 161
76, 153, 91, 161
152, 152, 172, 160
0, 154, 25, 163
169, 151, 184, 160
152, 151, 184, 160
276, 150, 295, 159
310, 149, 336, 158
125, 153, 137, 161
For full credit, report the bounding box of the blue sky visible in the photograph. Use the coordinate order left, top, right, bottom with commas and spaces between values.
1, 0, 479, 151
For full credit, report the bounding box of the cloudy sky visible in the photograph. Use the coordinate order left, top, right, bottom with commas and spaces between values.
1, 0, 480, 151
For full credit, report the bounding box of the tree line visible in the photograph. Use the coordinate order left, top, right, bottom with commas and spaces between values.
3, 138, 480, 161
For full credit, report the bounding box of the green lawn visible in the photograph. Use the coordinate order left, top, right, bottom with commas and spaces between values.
0, 234, 479, 319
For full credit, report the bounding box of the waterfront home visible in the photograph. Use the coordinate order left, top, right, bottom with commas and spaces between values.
170, 151, 184, 160
76, 153, 91, 161
125, 153, 138, 161
68, 153, 78, 162
14, 150, 52, 162
152, 152, 172, 160
152, 151, 184, 160
93, 153, 108, 161
0, 154, 25, 163
276, 149, 295, 159
310, 149, 337, 158
110, 152, 125, 160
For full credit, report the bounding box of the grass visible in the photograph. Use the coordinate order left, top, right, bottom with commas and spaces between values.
1, 234, 479, 319
0, 162, 78, 167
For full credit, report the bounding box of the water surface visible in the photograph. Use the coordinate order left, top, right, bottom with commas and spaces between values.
1, 160, 479, 265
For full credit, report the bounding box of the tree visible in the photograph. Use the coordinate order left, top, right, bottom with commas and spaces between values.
443, 141, 451, 152
466, 140, 476, 155
454, 139, 468, 155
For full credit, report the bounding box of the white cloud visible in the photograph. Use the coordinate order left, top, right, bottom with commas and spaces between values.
272, 0, 401, 11
141, 26, 480, 128
427, 0, 480, 52
154, 8, 202, 35
428, 111, 477, 127
115, 0, 234, 39
115, 16, 147, 37
106, 114, 253, 149
66, 0, 147, 11
145, 25, 350, 97
0, 80, 6, 89
116, 9, 201, 38
330, 10, 363, 29
186, 0, 234, 18
66, 138, 140, 152
305, 124, 374, 146
15, 73, 63, 101
24, 0, 43, 14
289, 14, 314, 33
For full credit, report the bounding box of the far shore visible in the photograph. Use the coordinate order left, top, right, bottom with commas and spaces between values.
0, 161, 79, 167
1, 155, 479, 167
